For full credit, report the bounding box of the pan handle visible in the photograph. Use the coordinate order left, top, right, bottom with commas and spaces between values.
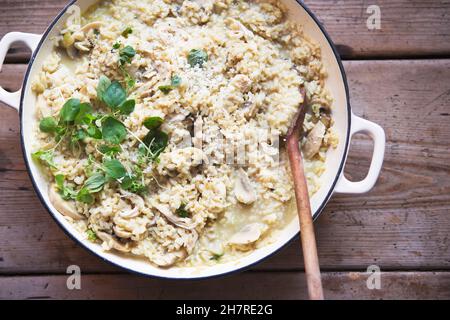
0, 32, 42, 111
335, 114, 385, 194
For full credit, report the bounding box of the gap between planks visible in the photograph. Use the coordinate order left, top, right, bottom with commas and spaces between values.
1, 61, 450, 273
1, 0, 450, 61
1, 271, 450, 299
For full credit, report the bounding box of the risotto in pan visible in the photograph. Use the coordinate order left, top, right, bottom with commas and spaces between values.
31, 0, 337, 267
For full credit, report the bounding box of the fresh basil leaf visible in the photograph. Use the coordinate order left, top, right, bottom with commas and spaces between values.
143, 116, 164, 130
143, 129, 168, 158
54, 174, 77, 200
121, 27, 133, 38
87, 125, 102, 139
74, 103, 93, 125
103, 159, 127, 179
60, 98, 81, 123
97, 75, 111, 103
32, 150, 57, 169
103, 81, 126, 109
76, 187, 94, 204
102, 117, 127, 144
171, 75, 182, 87
84, 172, 106, 193
39, 117, 58, 133
55, 174, 65, 189
119, 99, 135, 115
71, 130, 87, 145
119, 45, 136, 65
187, 49, 208, 67
98, 144, 121, 156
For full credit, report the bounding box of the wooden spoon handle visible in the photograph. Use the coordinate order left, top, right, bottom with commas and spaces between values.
287, 136, 324, 300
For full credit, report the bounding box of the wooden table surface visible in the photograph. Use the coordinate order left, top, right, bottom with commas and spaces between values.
1, 0, 450, 300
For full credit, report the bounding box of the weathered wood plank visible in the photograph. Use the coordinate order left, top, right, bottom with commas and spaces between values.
0, 60, 449, 273
1, 272, 449, 299
1, 0, 450, 61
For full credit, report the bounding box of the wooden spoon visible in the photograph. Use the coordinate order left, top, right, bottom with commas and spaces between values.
286, 88, 324, 300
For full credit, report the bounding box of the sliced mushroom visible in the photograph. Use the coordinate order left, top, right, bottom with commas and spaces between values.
153, 203, 196, 230
242, 100, 258, 119
96, 231, 131, 253
48, 184, 84, 220
184, 230, 198, 253
303, 121, 326, 159
73, 40, 91, 52
234, 168, 257, 204
152, 249, 187, 268
65, 46, 79, 59
113, 225, 133, 239
63, 21, 103, 58
79, 21, 104, 34
119, 190, 145, 218
228, 223, 267, 246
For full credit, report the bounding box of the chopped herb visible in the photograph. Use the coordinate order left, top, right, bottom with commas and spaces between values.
97, 75, 111, 103
103, 158, 127, 180
103, 81, 127, 109
102, 116, 127, 145
86, 124, 102, 139
121, 27, 133, 38
121, 174, 146, 194
143, 129, 168, 159
187, 49, 208, 67
119, 45, 136, 66
32, 150, 57, 169
158, 85, 173, 95
121, 71, 136, 91
54, 174, 77, 200
86, 229, 97, 241
76, 187, 94, 204
39, 116, 58, 133
176, 203, 190, 218
97, 76, 135, 111
71, 129, 87, 143
84, 172, 106, 193
74, 103, 94, 125
98, 144, 121, 156
112, 42, 121, 50
210, 253, 224, 261
55, 125, 67, 142
140, 117, 168, 161
93, 29, 100, 36
118, 99, 135, 115
158, 75, 182, 94
143, 116, 164, 130
59, 98, 81, 123
171, 75, 182, 87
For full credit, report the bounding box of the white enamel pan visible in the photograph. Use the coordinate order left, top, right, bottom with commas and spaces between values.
0, 0, 385, 279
